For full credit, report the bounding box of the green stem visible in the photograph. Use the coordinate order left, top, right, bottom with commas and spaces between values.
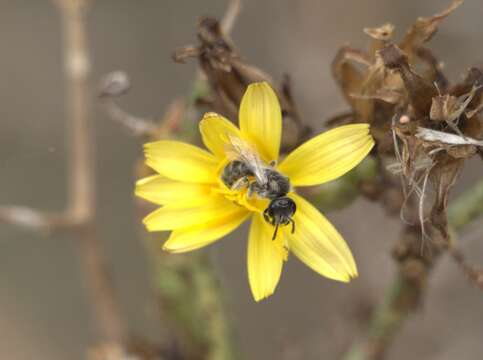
343, 178, 483, 360
448, 179, 483, 232
154, 244, 238, 360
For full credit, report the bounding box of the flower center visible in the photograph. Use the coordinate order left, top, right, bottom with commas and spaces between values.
216, 178, 269, 213
214, 159, 270, 213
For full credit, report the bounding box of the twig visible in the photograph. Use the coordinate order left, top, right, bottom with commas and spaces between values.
0, 206, 72, 230
99, 71, 186, 140
100, 0, 243, 140
343, 179, 483, 360
1, 0, 127, 346
103, 100, 157, 138
220, 0, 242, 35
99, 71, 158, 138
448, 247, 483, 289
56, 0, 127, 344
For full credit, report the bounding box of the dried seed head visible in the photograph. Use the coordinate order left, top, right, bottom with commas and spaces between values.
364, 23, 395, 41
173, 17, 311, 152
430, 94, 458, 122
380, 44, 437, 116
331, 0, 479, 248
400, 0, 464, 56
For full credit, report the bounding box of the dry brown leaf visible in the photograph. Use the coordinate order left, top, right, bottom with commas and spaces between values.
364, 23, 395, 41
364, 23, 396, 59
430, 155, 464, 240
174, 17, 311, 152
379, 44, 437, 116
332, 46, 373, 121
400, 0, 464, 58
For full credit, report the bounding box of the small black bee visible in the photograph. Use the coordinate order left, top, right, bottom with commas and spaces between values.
263, 196, 296, 240
221, 137, 296, 240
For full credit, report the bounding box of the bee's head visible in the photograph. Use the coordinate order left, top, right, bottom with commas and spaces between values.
263, 196, 296, 240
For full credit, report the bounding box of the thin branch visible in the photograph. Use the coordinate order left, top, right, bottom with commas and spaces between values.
448, 247, 483, 289
0, 206, 72, 230
55, 0, 127, 344
220, 0, 242, 35
102, 100, 157, 137
99, 71, 158, 138
0, 0, 127, 347
99, 71, 186, 140
100, 0, 243, 140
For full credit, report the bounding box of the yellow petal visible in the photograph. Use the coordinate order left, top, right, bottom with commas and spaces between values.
288, 193, 357, 281
239, 82, 282, 162
199, 112, 242, 158
143, 195, 241, 232
278, 124, 374, 186
247, 213, 285, 301
163, 210, 250, 253
144, 140, 218, 184
135, 175, 212, 206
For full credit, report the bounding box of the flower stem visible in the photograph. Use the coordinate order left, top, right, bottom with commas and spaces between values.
155, 251, 238, 360
342, 178, 483, 360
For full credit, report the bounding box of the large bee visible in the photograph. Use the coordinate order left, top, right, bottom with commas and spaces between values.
221, 136, 296, 240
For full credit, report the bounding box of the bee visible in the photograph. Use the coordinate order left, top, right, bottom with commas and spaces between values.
221, 136, 296, 240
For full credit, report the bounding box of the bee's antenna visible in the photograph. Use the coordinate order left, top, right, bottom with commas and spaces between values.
272, 223, 279, 240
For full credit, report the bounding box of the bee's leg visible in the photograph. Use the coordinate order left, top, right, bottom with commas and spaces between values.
231, 177, 249, 191
269, 160, 277, 167
272, 223, 280, 240
247, 182, 255, 198
263, 208, 270, 223
248, 182, 261, 198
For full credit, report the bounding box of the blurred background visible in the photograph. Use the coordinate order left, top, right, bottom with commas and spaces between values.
0, 1, 482, 359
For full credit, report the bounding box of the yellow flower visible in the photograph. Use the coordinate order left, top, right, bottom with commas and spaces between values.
136, 82, 374, 301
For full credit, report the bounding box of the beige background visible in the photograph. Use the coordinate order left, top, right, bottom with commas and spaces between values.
0, 1, 482, 359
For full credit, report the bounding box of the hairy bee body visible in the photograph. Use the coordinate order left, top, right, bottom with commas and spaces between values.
251, 169, 291, 199
221, 160, 254, 188
222, 136, 297, 239
221, 160, 291, 199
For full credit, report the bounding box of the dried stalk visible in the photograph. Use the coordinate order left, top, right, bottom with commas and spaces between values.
57, 0, 127, 345
220, 0, 242, 35
0, 0, 127, 347
343, 178, 483, 360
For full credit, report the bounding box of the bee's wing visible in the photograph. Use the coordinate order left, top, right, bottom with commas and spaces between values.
225, 135, 268, 184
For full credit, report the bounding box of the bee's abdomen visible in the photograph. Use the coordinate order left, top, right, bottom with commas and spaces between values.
221, 160, 253, 187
